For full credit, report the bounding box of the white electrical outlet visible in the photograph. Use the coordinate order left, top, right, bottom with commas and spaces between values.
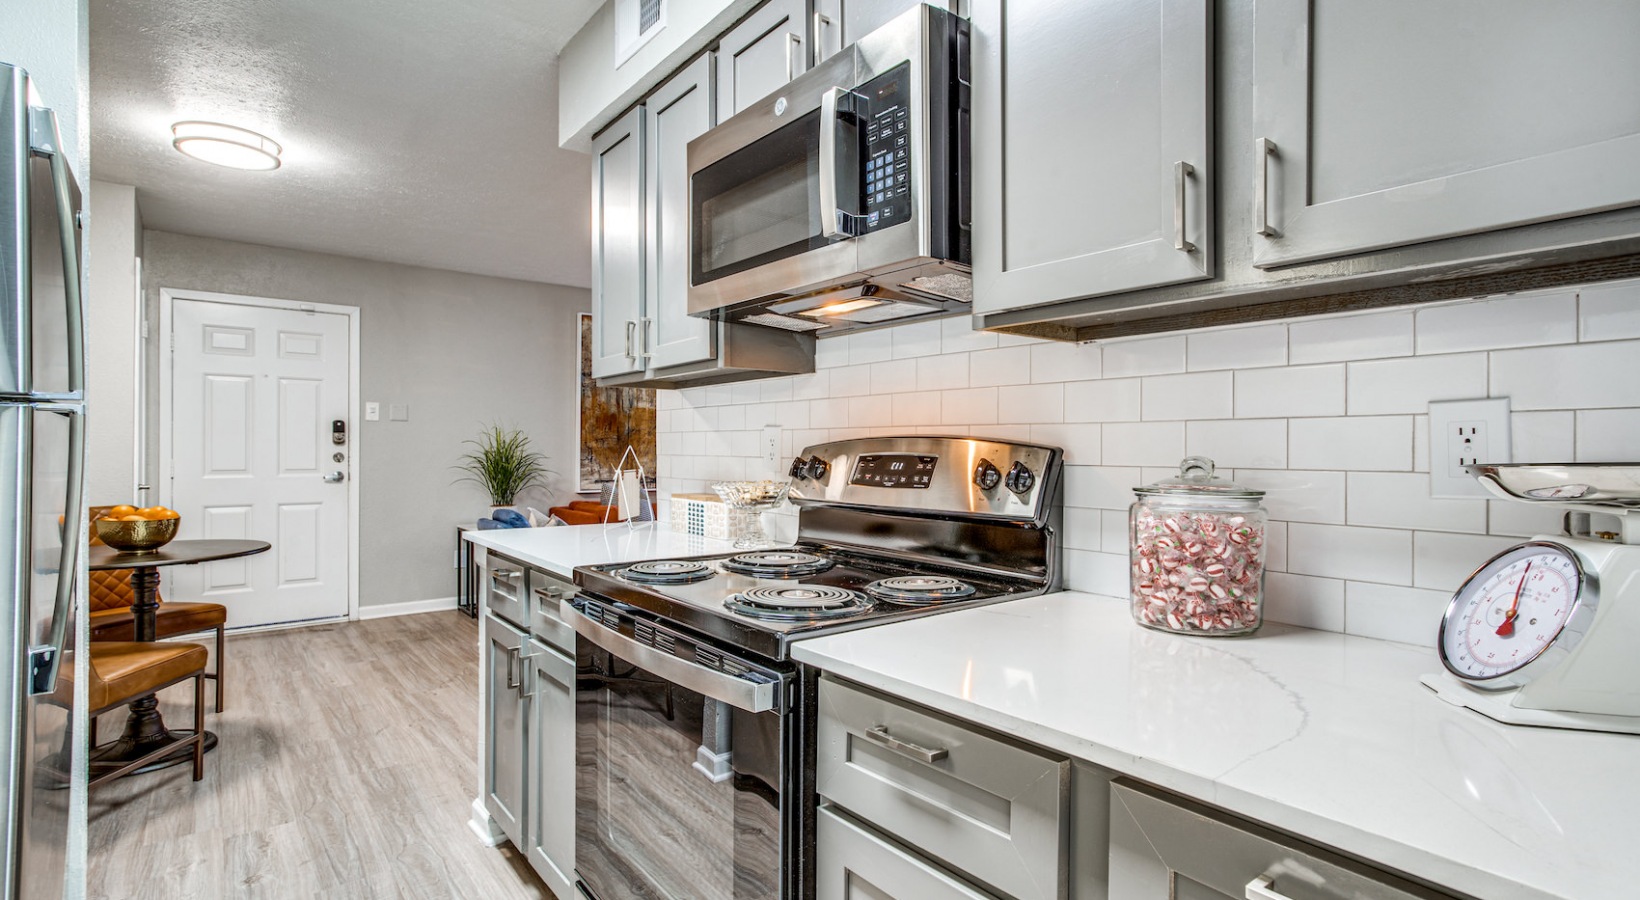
761, 426, 782, 465
1429, 398, 1511, 499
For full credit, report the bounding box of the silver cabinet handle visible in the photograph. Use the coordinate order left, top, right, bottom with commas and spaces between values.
1245, 876, 1294, 900
813, 11, 832, 61
785, 32, 802, 81
1173, 160, 1196, 253
624, 319, 637, 361
864, 725, 948, 763
323, 471, 345, 483
505, 645, 522, 691
1254, 137, 1280, 237
639, 316, 653, 362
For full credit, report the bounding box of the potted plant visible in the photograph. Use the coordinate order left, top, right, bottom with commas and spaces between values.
454, 425, 553, 513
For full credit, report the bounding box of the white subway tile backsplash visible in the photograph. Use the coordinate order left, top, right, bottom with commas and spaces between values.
1185, 419, 1287, 469
969, 346, 1034, 387
1491, 340, 1640, 410
1415, 291, 1578, 354
1265, 573, 1346, 631
1235, 365, 1345, 418
1061, 507, 1102, 551
1062, 549, 1128, 597
915, 355, 970, 392
999, 383, 1064, 424
1344, 582, 1450, 645
1510, 411, 1575, 463
731, 382, 763, 405
1101, 335, 1186, 377
1188, 324, 1287, 371
1288, 311, 1414, 363
1487, 500, 1565, 539
791, 372, 830, 400
1578, 277, 1640, 342
1029, 423, 1102, 464
1346, 472, 1486, 533
869, 359, 917, 394
1232, 469, 1345, 524
1288, 523, 1412, 584
940, 387, 999, 424
1103, 422, 1185, 468
1412, 415, 1429, 473
1575, 408, 1640, 461
941, 315, 999, 352
1290, 416, 1412, 471
1029, 341, 1102, 383
847, 395, 893, 427
892, 320, 944, 359
827, 366, 870, 397
1064, 466, 1142, 510
1142, 371, 1234, 421
980, 424, 1034, 442
848, 329, 894, 365
1412, 531, 1517, 590
717, 405, 746, 431
1065, 378, 1141, 423
1100, 509, 1129, 553
1346, 353, 1488, 415
1265, 521, 1288, 572
891, 391, 944, 426
815, 335, 849, 368
760, 378, 794, 402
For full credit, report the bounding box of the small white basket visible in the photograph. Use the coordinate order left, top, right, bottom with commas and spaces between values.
670, 493, 730, 540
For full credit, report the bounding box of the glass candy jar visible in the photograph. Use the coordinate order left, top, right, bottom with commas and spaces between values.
1130, 457, 1267, 636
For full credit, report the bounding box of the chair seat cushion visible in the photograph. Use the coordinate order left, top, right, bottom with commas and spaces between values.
79, 642, 208, 713
89, 601, 227, 642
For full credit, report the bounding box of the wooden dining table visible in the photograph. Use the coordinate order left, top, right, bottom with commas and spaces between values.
86, 539, 270, 777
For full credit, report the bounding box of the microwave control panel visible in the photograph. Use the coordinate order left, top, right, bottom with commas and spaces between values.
859, 62, 913, 234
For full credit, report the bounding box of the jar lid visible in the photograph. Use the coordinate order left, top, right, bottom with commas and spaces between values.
1134, 457, 1265, 498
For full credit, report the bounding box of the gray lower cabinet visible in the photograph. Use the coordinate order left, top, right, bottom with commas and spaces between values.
818, 805, 999, 900
817, 677, 1069, 900
483, 611, 528, 847
1251, 0, 1640, 269
970, 0, 1213, 317
590, 106, 646, 379
716, 0, 807, 118
644, 53, 716, 371
1108, 780, 1455, 900
525, 637, 576, 899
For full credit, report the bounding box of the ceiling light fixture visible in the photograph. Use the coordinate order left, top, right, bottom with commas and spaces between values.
171, 121, 282, 171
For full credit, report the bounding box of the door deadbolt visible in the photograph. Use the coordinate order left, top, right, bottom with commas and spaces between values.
332, 419, 347, 445
333, 452, 345, 463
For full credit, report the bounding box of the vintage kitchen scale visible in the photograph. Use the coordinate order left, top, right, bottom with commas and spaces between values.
1422, 463, 1640, 734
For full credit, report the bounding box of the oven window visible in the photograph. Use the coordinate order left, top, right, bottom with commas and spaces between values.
576, 642, 784, 900
692, 110, 832, 286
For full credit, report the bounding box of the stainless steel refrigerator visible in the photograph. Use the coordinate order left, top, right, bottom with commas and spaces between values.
1, 61, 84, 900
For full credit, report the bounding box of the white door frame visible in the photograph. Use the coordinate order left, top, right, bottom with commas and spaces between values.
157, 287, 363, 623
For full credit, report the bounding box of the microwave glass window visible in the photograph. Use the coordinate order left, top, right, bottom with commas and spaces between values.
693, 110, 830, 285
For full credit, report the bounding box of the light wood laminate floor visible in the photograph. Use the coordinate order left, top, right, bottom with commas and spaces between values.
88, 612, 553, 900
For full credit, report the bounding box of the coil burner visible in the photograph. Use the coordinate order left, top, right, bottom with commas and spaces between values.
725, 586, 872, 621
864, 575, 978, 606
616, 560, 717, 585
720, 551, 835, 579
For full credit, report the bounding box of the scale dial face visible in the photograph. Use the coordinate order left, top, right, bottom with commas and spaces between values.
1439, 541, 1588, 685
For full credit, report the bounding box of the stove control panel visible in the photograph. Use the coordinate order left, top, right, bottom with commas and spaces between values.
973, 459, 1002, 491
788, 437, 1062, 524
850, 453, 937, 488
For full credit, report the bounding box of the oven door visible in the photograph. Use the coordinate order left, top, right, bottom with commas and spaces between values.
567, 599, 793, 900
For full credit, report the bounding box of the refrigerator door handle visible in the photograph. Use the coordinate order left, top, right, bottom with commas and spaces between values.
28, 105, 85, 395
29, 405, 84, 695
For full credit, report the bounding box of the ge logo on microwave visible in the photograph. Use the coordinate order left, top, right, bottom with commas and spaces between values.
774, 97, 787, 116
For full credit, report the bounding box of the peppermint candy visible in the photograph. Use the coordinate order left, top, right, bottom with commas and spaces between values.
1130, 506, 1264, 635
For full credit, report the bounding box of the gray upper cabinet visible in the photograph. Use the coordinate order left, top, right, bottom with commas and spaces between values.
590, 106, 646, 379
971, 0, 1213, 317
814, 0, 963, 63
717, 0, 808, 118
645, 54, 717, 371
1252, 0, 1640, 269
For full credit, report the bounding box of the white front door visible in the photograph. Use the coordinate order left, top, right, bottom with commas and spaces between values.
167, 297, 353, 628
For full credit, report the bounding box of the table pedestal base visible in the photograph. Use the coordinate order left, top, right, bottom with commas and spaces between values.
89, 691, 218, 779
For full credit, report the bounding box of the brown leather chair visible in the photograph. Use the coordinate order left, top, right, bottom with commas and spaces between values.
87, 507, 228, 712
71, 641, 208, 786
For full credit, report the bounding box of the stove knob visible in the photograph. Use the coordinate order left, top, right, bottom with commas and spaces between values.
789, 457, 809, 479
973, 459, 1002, 491
805, 456, 830, 480
1005, 461, 1036, 496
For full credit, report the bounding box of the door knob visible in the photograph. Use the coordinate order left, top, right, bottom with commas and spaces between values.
323, 471, 345, 483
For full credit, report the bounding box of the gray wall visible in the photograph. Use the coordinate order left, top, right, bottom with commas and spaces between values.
139, 230, 589, 608
0, 0, 87, 172
85, 181, 140, 503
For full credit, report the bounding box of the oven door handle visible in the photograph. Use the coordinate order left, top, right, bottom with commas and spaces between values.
564, 602, 779, 714
819, 86, 862, 241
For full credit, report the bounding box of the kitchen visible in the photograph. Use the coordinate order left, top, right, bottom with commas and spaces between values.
3, 0, 1639, 899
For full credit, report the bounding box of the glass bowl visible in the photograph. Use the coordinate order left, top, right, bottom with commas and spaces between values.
710, 480, 791, 549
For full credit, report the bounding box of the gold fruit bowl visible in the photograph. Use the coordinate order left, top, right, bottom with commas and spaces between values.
95, 517, 180, 553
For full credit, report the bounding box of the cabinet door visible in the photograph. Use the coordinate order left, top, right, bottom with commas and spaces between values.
525, 639, 576, 900
1252, 0, 1640, 269
483, 613, 528, 847
591, 106, 646, 379
971, 0, 1212, 316
1108, 781, 1452, 899
645, 54, 717, 370
822, 0, 958, 59
817, 806, 1000, 900
717, 0, 808, 119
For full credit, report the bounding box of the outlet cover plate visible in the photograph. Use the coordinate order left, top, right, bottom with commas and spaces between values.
1429, 398, 1511, 499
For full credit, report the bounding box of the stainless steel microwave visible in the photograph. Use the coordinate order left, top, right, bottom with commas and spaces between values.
687, 4, 970, 335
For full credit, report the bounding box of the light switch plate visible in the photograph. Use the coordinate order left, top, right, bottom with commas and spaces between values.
1430, 398, 1511, 499
365, 402, 380, 421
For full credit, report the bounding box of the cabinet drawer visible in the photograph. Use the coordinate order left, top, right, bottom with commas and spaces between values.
818, 677, 1069, 900
485, 555, 530, 628
529, 568, 575, 652
1109, 780, 1458, 899
818, 805, 999, 900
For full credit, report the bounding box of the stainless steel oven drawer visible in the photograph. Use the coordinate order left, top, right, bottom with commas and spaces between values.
817, 676, 1069, 900
485, 554, 529, 628
529, 568, 575, 653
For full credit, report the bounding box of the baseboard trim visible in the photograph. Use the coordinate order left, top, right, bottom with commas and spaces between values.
357, 596, 459, 621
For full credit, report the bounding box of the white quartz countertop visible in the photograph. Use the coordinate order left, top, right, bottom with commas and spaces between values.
462, 523, 731, 577
792, 592, 1638, 900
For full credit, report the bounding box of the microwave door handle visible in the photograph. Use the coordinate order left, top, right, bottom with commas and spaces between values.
29, 405, 85, 695
819, 86, 859, 241
28, 107, 85, 394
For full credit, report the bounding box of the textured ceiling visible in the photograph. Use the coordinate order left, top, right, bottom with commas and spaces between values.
89, 0, 602, 287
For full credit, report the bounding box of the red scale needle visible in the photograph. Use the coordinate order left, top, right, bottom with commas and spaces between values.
1496, 561, 1531, 637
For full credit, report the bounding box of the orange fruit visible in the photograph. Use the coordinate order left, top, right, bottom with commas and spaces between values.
160, 509, 180, 520
137, 506, 168, 520
119, 515, 146, 522
108, 505, 137, 518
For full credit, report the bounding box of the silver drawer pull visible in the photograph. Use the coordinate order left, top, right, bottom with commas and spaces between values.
1254, 137, 1280, 237
1245, 876, 1294, 900
864, 725, 948, 763
1173, 160, 1196, 252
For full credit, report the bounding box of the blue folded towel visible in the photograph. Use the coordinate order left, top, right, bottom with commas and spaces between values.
493, 509, 530, 529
